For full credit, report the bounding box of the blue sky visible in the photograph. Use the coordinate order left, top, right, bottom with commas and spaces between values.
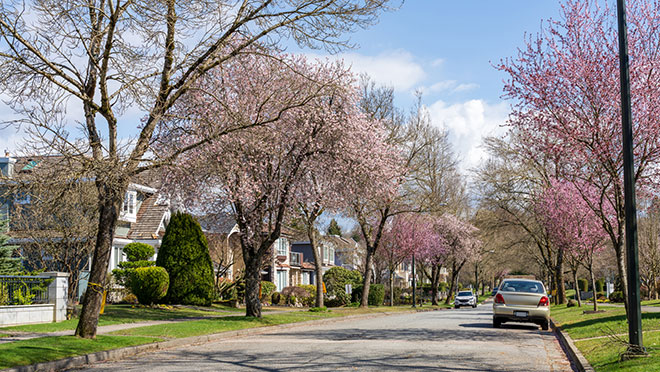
1, 1, 563, 171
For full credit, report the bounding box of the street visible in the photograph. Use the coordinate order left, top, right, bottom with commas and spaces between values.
70, 304, 575, 372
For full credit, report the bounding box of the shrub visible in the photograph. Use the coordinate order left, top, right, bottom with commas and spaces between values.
351, 283, 385, 306
595, 279, 605, 293
271, 292, 281, 305
0, 283, 9, 305
609, 291, 624, 303
287, 295, 298, 306
281, 285, 310, 306
156, 212, 214, 306
261, 281, 276, 302
578, 278, 588, 292
309, 306, 328, 312
128, 266, 169, 305
122, 293, 138, 304
123, 243, 155, 262
297, 284, 316, 307
323, 267, 362, 295
567, 299, 578, 307
113, 260, 154, 287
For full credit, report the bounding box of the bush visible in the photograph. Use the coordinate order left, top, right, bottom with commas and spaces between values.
281, 286, 310, 306
578, 278, 588, 292
113, 260, 154, 287
595, 279, 605, 293
122, 293, 138, 304
309, 306, 328, 312
297, 284, 316, 307
261, 281, 276, 302
128, 266, 169, 305
271, 292, 281, 305
351, 283, 385, 306
324, 267, 362, 295
567, 299, 578, 307
609, 291, 624, 303
123, 243, 155, 262
156, 212, 214, 306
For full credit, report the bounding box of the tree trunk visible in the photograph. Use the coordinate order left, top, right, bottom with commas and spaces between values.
389, 269, 394, 306
431, 265, 439, 306
589, 264, 597, 312
573, 269, 581, 307
244, 253, 262, 317
614, 240, 629, 314
75, 188, 120, 338
444, 262, 458, 305
555, 247, 566, 304
308, 228, 324, 308
360, 247, 374, 308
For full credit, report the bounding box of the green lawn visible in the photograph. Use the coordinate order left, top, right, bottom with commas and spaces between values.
551, 304, 660, 371
0, 304, 244, 333
0, 335, 162, 369
641, 300, 660, 307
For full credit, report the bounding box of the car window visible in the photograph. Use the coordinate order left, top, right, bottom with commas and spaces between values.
499, 280, 544, 293
457, 291, 473, 296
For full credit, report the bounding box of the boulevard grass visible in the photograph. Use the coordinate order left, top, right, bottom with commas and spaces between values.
551, 304, 660, 371
0, 303, 245, 333
0, 335, 162, 369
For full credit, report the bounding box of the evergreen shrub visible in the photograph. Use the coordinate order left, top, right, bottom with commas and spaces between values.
156, 212, 214, 306
123, 243, 155, 262
260, 281, 276, 302
129, 266, 169, 305
578, 278, 588, 292
351, 283, 385, 306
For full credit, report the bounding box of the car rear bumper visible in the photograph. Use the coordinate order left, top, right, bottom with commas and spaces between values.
492, 305, 549, 323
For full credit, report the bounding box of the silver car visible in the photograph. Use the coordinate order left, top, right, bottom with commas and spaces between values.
492, 279, 550, 330
454, 290, 477, 308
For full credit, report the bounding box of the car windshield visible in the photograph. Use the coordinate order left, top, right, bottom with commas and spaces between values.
499, 280, 544, 294
457, 291, 473, 296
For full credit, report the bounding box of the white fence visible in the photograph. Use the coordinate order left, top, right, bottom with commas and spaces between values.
0, 272, 69, 326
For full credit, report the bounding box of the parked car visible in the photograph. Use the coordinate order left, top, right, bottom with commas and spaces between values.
491, 288, 498, 296
454, 290, 477, 308
492, 278, 550, 330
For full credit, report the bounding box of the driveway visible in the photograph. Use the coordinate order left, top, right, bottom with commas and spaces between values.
69, 304, 575, 371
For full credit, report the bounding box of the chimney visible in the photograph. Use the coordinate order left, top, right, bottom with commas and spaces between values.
0, 151, 16, 178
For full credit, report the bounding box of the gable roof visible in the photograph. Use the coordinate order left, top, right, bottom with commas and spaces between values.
127, 195, 169, 240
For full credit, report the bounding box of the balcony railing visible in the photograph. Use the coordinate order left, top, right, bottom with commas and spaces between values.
290, 252, 302, 266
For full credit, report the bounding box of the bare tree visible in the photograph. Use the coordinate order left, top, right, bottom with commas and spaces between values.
0, 0, 395, 337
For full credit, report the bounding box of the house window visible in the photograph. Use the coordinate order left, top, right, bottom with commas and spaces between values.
323, 246, 328, 263
329, 247, 335, 265
122, 191, 136, 216
276, 238, 288, 256
302, 272, 311, 285
276, 270, 288, 292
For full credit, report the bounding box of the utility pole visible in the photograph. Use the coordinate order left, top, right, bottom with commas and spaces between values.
616, 0, 645, 356
411, 253, 416, 308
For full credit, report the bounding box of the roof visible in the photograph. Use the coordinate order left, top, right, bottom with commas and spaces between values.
127, 195, 169, 240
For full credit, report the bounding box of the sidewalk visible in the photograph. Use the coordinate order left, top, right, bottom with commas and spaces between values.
0, 309, 294, 344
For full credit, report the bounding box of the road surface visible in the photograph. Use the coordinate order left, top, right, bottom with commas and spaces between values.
70, 303, 575, 371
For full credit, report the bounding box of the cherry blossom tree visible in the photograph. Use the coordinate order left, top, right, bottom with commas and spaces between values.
376, 214, 436, 306
536, 179, 609, 311
414, 215, 449, 305
436, 214, 480, 305
160, 54, 396, 317
498, 0, 660, 312
0, 0, 394, 337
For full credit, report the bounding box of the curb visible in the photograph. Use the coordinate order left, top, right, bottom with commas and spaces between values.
550, 319, 595, 372
1, 309, 423, 372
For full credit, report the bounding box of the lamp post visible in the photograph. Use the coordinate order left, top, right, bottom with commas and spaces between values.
616, 0, 645, 355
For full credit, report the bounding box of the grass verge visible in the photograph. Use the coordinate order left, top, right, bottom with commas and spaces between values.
551, 304, 660, 371
0, 335, 162, 369
0, 304, 243, 333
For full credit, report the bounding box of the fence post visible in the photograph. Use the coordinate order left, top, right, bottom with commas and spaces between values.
45, 272, 69, 322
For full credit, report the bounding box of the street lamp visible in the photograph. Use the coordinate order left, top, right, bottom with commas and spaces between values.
616, 0, 645, 356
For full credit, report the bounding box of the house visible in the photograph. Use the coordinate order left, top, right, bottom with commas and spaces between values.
0, 153, 171, 299
198, 212, 243, 281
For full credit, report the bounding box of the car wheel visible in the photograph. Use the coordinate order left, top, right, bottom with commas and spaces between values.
541, 320, 549, 331
454, 305, 459, 309
493, 318, 501, 328
472, 304, 477, 308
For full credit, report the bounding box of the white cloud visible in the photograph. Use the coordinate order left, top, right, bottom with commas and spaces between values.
423, 80, 479, 95
307, 50, 426, 92
431, 58, 445, 68
428, 99, 509, 172
454, 83, 480, 93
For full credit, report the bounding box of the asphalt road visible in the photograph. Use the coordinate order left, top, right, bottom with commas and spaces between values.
70, 303, 575, 372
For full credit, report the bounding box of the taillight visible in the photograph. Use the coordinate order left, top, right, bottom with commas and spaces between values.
495, 293, 505, 304
538, 296, 549, 307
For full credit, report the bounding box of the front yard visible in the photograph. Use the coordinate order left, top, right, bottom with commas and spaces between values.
551, 304, 660, 371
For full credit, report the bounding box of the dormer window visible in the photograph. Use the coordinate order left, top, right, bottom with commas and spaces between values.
122, 191, 137, 220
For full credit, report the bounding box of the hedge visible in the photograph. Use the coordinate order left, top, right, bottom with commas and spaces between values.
129, 266, 169, 305
351, 283, 385, 306
123, 243, 155, 262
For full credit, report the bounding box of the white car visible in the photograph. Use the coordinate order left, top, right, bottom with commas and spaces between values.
454, 290, 477, 308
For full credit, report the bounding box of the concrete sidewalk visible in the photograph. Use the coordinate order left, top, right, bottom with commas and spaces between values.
0, 309, 294, 344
